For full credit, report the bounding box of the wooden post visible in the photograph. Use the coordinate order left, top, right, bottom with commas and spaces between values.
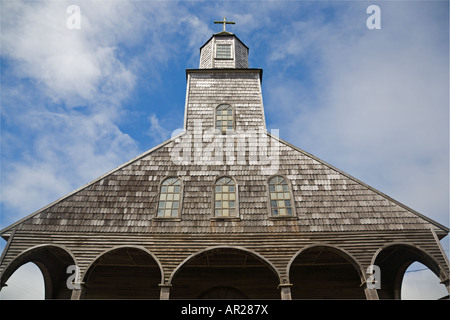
278, 283, 293, 300
70, 283, 85, 300
159, 283, 172, 300
441, 279, 450, 296
361, 281, 379, 300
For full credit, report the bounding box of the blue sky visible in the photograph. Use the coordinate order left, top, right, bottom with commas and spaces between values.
1, 0, 448, 299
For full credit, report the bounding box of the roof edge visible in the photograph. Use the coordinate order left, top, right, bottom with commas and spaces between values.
199, 32, 249, 51
186, 68, 263, 82
0, 131, 187, 237
266, 131, 450, 235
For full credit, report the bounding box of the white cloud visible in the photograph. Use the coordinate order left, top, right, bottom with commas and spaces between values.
0, 1, 213, 224
147, 113, 172, 144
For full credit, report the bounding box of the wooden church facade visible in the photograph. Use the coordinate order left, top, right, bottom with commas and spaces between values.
1, 29, 449, 300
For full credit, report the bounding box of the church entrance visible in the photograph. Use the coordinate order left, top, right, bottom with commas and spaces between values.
289, 246, 366, 299
170, 247, 280, 299
82, 247, 162, 299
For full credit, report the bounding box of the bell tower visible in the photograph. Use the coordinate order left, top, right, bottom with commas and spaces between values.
199, 18, 249, 69
185, 18, 264, 133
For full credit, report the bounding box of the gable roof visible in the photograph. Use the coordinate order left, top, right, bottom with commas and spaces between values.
1, 131, 448, 240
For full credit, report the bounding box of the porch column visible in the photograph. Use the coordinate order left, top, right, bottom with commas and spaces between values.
278, 283, 293, 300
159, 283, 172, 300
362, 282, 379, 300
70, 283, 85, 300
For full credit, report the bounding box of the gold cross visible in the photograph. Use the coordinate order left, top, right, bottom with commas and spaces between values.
214, 17, 235, 32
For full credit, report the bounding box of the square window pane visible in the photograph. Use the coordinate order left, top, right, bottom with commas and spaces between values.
173, 201, 179, 208
222, 186, 228, 192
287, 208, 292, 215
276, 185, 283, 192
164, 209, 171, 217
229, 200, 235, 208
174, 194, 180, 201
223, 201, 229, 208
229, 185, 235, 192
229, 193, 235, 200
269, 185, 275, 192
227, 110, 232, 115
157, 210, 163, 217
282, 184, 289, 191
215, 209, 220, 216
223, 193, 229, 200
174, 186, 180, 193
167, 194, 173, 201
172, 209, 178, 217
215, 201, 221, 208
270, 192, 277, 200
272, 209, 278, 216
161, 186, 167, 193
159, 201, 165, 208
216, 193, 222, 200
284, 192, 290, 199
160, 194, 167, 201
223, 209, 229, 216
277, 200, 284, 208
271, 200, 277, 208
279, 208, 286, 216
285, 200, 291, 208
229, 209, 235, 216
166, 202, 172, 208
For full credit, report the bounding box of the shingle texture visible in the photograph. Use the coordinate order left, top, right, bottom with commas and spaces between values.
8, 132, 442, 235
1, 32, 447, 239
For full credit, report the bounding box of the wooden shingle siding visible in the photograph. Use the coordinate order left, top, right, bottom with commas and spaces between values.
185, 70, 265, 133
7, 132, 440, 235
199, 33, 249, 69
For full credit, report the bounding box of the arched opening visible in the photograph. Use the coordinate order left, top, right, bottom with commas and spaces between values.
373, 244, 448, 299
82, 247, 162, 299
170, 247, 280, 299
0, 262, 45, 300
289, 246, 365, 299
0, 245, 75, 299
401, 262, 449, 300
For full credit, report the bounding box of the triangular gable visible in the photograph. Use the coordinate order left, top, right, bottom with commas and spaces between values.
1, 130, 448, 239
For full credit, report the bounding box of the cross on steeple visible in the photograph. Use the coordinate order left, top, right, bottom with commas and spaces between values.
214, 17, 235, 32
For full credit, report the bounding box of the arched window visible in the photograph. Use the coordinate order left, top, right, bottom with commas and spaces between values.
214, 177, 237, 217
269, 176, 293, 217
157, 177, 182, 218
216, 104, 233, 134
